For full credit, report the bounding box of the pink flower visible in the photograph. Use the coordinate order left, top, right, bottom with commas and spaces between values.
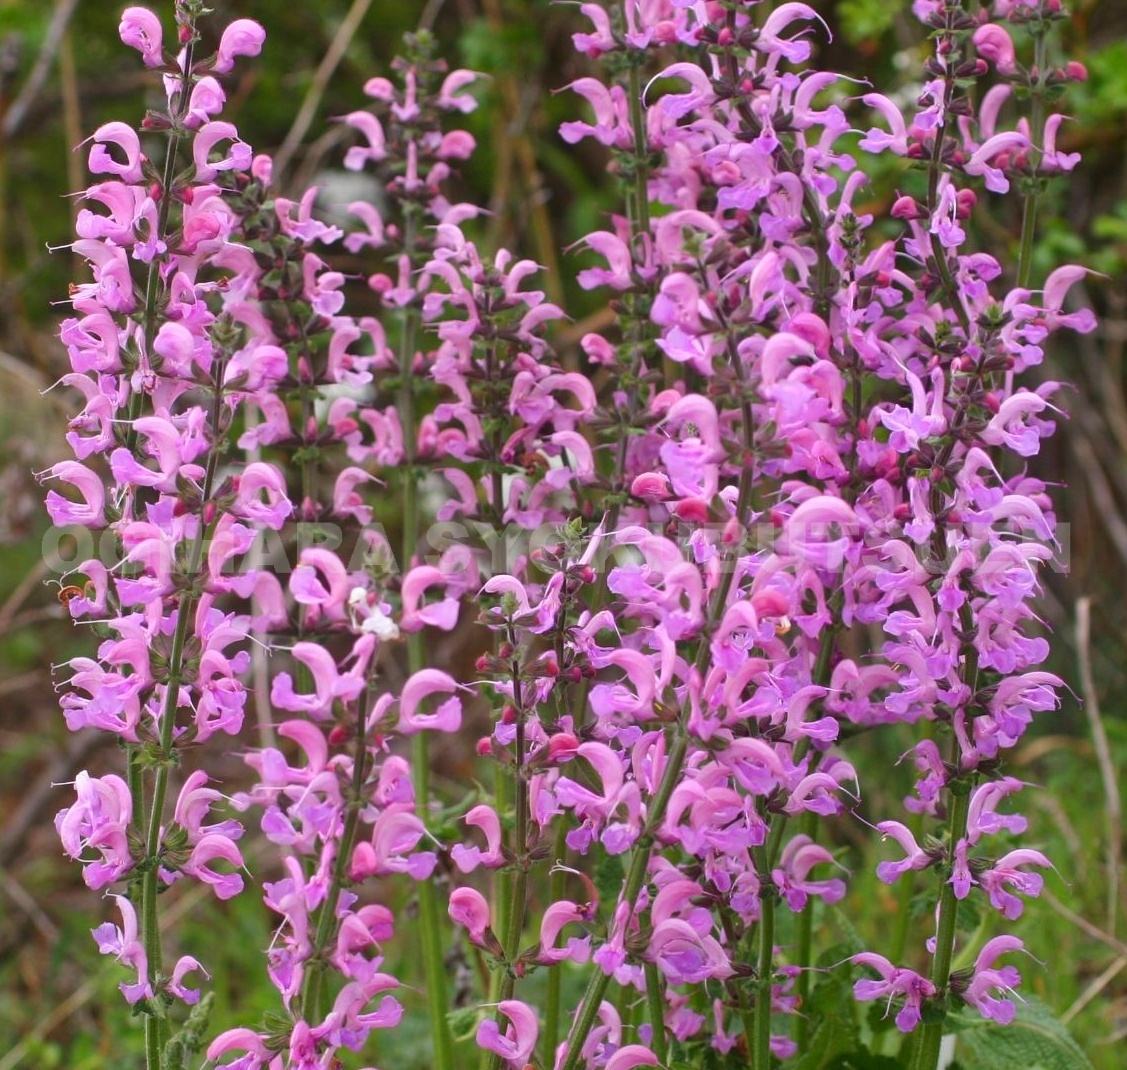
772, 835, 847, 910
398, 668, 465, 734
874, 820, 936, 883
55, 772, 134, 889
477, 1000, 539, 1067
119, 7, 164, 67
852, 953, 936, 1032
980, 849, 1052, 919
536, 899, 592, 965
213, 19, 266, 74
954, 936, 1025, 1023
42, 460, 107, 527
351, 806, 436, 880
86, 122, 144, 182
180, 834, 245, 900
974, 24, 1017, 76
91, 896, 152, 1004
964, 131, 1028, 194
206, 1028, 271, 1070
192, 122, 252, 181
448, 886, 492, 944
757, 3, 830, 64
438, 69, 480, 113
605, 1046, 660, 1070
450, 804, 505, 872
647, 918, 733, 985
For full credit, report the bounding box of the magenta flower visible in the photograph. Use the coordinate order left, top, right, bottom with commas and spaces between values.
477, 1000, 539, 1067
772, 835, 847, 910
55, 772, 134, 889
118, 7, 163, 67
448, 886, 492, 946
851, 953, 936, 1032
605, 1046, 661, 1070
974, 24, 1018, 77
953, 936, 1026, 1024
980, 849, 1052, 920
213, 19, 266, 73
874, 820, 937, 884
450, 804, 505, 873
91, 896, 152, 1004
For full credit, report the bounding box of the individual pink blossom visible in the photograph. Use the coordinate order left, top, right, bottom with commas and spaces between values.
91, 896, 152, 1004
397, 668, 465, 734
974, 24, 1018, 76
954, 936, 1025, 1023
55, 772, 134, 889
477, 1000, 539, 1067
535, 899, 592, 965
119, 7, 164, 67
450, 804, 505, 872
874, 820, 937, 883
772, 835, 847, 910
852, 953, 936, 1032
213, 19, 266, 73
448, 886, 492, 945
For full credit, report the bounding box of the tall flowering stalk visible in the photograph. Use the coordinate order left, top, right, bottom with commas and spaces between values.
42, 2, 1094, 1070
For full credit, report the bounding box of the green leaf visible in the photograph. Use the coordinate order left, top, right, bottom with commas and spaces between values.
593, 851, 626, 911
790, 966, 861, 1070
826, 1053, 904, 1069
445, 1005, 481, 1044
950, 997, 1095, 1070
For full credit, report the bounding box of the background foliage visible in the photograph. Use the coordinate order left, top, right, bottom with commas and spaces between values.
0, 0, 1125, 1066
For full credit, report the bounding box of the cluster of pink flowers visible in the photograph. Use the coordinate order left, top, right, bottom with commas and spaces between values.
44, 1, 1092, 1069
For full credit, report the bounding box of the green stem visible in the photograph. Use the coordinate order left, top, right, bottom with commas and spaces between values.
1016, 29, 1049, 291
299, 696, 372, 1023
719, 907, 756, 1059
542, 824, 569, 1061
925, 29, 971, 335
644, 961, 668, 1063
754, 889, 777, 1069
488, 641, 531, 1070
912, 786, 973, 1070
791, 809, 819, 1053
626, 56, 650, 243
559, 816, 664, 1070
396, 200, 454, 1070
126, 38, 197, 454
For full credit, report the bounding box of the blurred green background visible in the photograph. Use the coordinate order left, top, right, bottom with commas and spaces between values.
1, 0, 1126, 1067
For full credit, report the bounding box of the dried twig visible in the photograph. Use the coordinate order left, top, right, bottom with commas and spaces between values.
272, 0, 376, 182
0, 729, 107, 868
0, 863, 58, 942
1076, 596, 1124, 935
1044, 889, 1127, 961
1, 0, 80, 139
1071, 433, 1127, 572
0, 558, 51, 634
1061, 954, 1127, 1024
0, 858, 251, 1070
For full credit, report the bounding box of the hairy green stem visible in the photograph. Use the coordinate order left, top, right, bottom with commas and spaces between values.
1016, 29, 1049, 291
791, 808, 819, 1053
299, 694, 372, 1022
542, 823, 569, 1061
754, 889, 777, 1069
912, 785, 973, 1070
487, 644, 530, 1070
138, 347, 227, 1067
395, 201, 454, 1070
626, 57, 650, 242
644, 962, 669, 1062
126, 38, 197, 453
